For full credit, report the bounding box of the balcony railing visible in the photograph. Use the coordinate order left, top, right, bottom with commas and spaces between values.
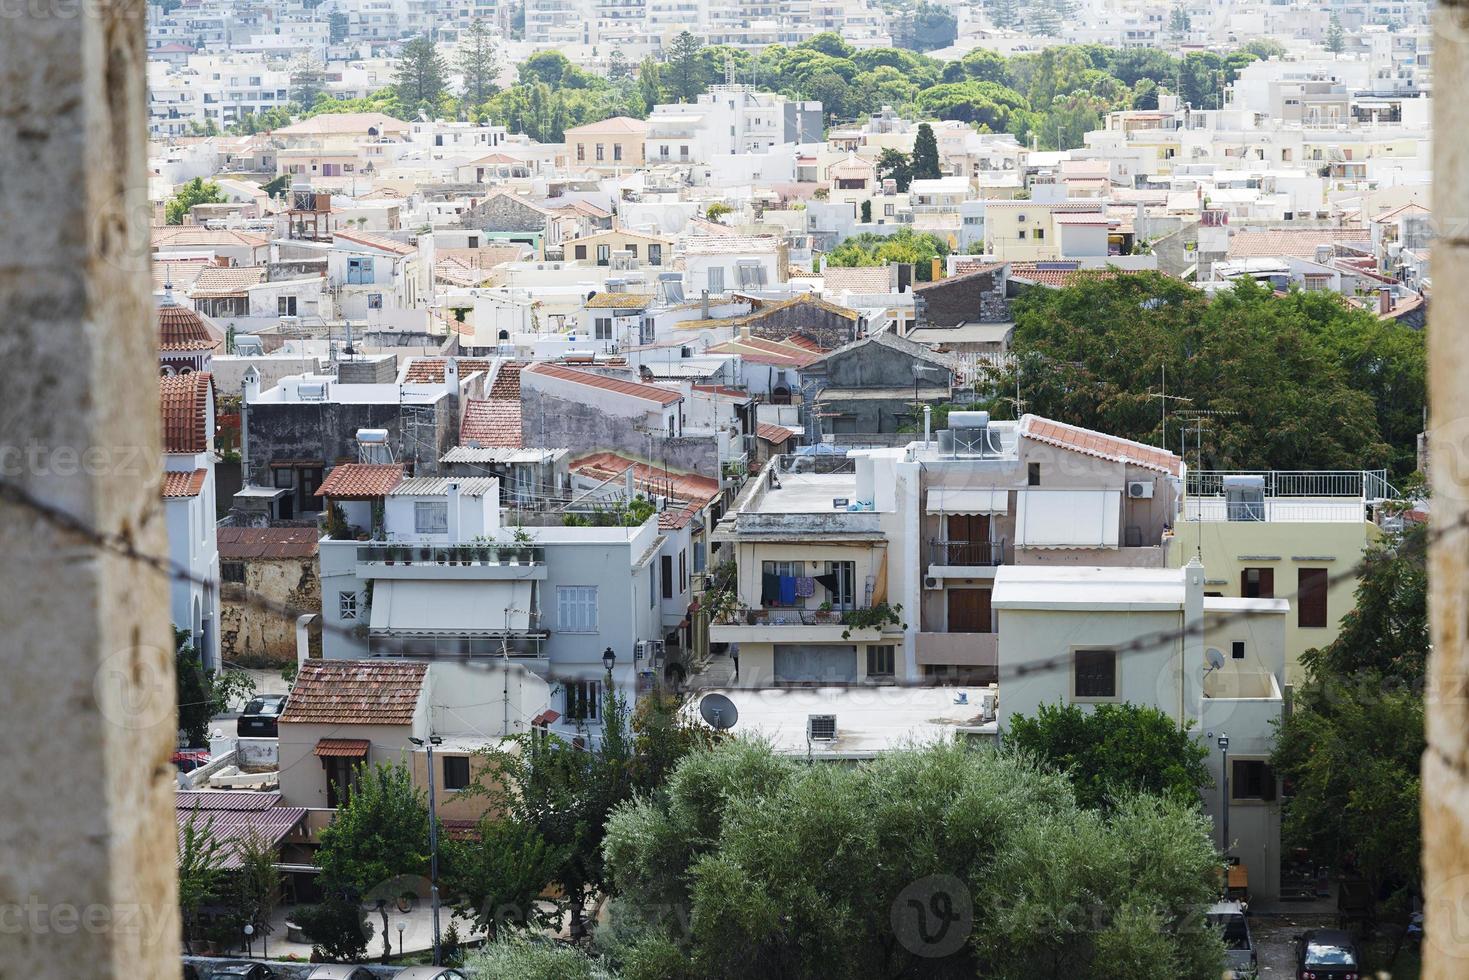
1186, 469, 1396, 500
928, 538, 1006, 567
356, 543, 544, 566
729, 605, 893, 629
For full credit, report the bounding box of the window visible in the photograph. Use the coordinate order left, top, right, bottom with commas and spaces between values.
1034, 228, 1045, 240
661, 555, 674, 599
1231, 640, 1246, 660
576, 143, 585, 161
594, 317, 613, 340
278, 295, 297, 316
324, 757, 360, 808
648, 244, 662, 266
339, 591, 359, 621
679, 549, 688, 593
1230, 759, 1276, 802
1027, 462, 1041, 486
693, 541, 706, 572
659, 144, 669, 158
575, 244, 587, 260
762, 560, 801, 607
221, 561, 246, 584
595, 143, 604, 161
596, 244, 611, 265
439, 755, 470, 791
707, 266, 724, 293
467, 236, 478, 248
1241, 567, 1274, 598
564, 679, 601, 721
1073, 649, 1117, 700
1017, 230, 1026, 240
867, 645, 895, 678
414, 500, 448, 534
1298, 568, 1329, 628
613, 143, 623, 161
367, 293, 383, 310
824, 560, 856, 610
884, 203, 895, 216
346, 256, 374, 284
626, 244, 638, 257
649, 563, 656, 607
557, 586, 599, 632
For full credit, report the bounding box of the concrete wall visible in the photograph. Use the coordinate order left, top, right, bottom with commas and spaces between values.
246, 398, 456, 483
277, 719, 423, 810
520, 384, 720, 480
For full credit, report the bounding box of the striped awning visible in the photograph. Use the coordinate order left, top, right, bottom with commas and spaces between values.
314, 738, 370, 758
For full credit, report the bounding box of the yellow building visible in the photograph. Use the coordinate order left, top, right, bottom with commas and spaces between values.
564, 115, 648, 173
1166, 470, 1391, 685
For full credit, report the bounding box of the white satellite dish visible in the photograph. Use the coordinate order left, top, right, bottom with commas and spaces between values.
1205, 648, 1225, 671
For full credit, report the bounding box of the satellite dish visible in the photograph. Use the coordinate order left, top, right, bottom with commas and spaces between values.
699, 692, 739, 731
1205, 648, 1225, 671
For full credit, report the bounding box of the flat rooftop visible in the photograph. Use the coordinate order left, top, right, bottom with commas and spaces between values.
696, 685, 998, 759
754, 472, 859, 514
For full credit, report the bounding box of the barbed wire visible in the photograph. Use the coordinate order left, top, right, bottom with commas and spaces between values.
0, 473, 1446, 695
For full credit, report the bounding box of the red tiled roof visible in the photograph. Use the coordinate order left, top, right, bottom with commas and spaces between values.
190, 265, 266, 297
160, 372, 212, 454
489, 362, 523, 400
524, 362, 682, 406
707, 335, 823, 369
403, 358, 493, 384
335, 230, 417, 256
313, 738, 370, 758
569, 451, 721, 529
461, 399, 522, 448
1008, 263, 1125, 289
691, 384, 752, 400
217, 526, 321, 559
316, 463, 405, 499
1226, 228, 1371, 260
1020, 414, 1181, 476
757, 422, 796, 444
279, 660, 428, 725
158, 304, 222, 352
161, 468, 208, 498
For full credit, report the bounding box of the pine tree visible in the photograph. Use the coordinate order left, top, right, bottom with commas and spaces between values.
988, 0, 1021, 29
608, 48, 631, 81
288, 54, 327, 107
638, 55, 664, 108
1325, 14, 1345, 55
395, 36, 449, 106
667, 30, 703, 103
456, 19, 500, 106
911, 122, 941, 180
1027, 0, 1062, 36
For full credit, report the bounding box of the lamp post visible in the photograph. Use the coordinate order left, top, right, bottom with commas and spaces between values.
1217, 732, 1231, 857
410, 734, 444, 966
397, 920, 405, 959
242, 922, 254, 958
602, 646, 616, 676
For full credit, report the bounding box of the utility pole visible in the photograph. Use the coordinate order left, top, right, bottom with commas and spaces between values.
410, 734, 444, 965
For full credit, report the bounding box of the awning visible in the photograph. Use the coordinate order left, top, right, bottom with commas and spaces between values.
1014, 489, 1120, 549
927, 488, 1009, 515
314, 738, 370, 758
369, 580, 534, 634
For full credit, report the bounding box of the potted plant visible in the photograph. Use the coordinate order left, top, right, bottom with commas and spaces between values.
816, 600, 836, 623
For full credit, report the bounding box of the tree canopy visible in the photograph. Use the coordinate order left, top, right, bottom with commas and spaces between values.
825, 228, 951, 281
601, 739, 1227, 980
984, 273, 1425, 475
165, 177, 226, 225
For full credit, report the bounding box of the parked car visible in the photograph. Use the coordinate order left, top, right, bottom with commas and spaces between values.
304, 967, 377, 980
205, 965, 278, 980
390, 969, 468, 980
1206, 900, 1256, 978
237, 694, 287, 738
173, 749, 210, 773
1294, 927, 1362, 979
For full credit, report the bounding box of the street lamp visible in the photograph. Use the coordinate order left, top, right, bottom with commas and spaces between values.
397, 920, 405, 959
242, 922, 254, 958
602, 646, 616, 675
1217, 732, 1231, 857
409, 734, 444, 966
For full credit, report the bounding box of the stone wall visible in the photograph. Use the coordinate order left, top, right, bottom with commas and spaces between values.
246, 400, 455, 483
521, 386, 721, 479
220, 558, 320, 665
460, 193, 548, 233
914, 269, 1009, 327
746, 303, 860, 350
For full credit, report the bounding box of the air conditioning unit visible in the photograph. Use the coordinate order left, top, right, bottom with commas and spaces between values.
807, 714, 837, 741
1127, 481, 1154, 499
923, 575, 942, 590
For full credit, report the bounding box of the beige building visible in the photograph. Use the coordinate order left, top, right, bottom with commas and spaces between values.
565, 115, 648, 173
217, 526, 321, 666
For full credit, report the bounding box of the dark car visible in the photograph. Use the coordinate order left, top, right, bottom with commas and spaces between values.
237, 694, 287, 738
206, 965, 277, 980
1294, 928, 1361, 979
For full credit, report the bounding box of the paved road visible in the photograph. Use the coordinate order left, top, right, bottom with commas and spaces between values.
1252, 912, 1336, 975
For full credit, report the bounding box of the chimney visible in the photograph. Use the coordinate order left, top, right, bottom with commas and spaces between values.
740, 324, 751, 341
446, 482, 461, 541
931, 256, 943, 281
923, 405, 932, 445
1379, 287, 1393, 315
444, 357, 460, 393
701, 288, 710, 319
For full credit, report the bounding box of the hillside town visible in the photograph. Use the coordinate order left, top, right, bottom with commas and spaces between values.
1, 0, 1460, 978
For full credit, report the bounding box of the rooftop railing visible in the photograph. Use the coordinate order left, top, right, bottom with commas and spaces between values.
356, 542, 544, 566
1185, 469, 1396, 500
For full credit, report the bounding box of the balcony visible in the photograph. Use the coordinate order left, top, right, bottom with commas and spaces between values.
928, 538, 1006, 568
1182, 470, 1397, 524
709, 604, 897, 644
355, 542, 548, 580
915, 631, 998, 669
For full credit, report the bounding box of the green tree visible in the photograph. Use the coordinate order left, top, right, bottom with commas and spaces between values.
395, 36, 449, 107
328, 10, 348, 43
875, 147, 913, 191
860, 199, 872, 223
465, 934, 611, 978
289, 54, 327, 107
637, 56, 664, 108
608, 48, 631, 81
1169, 5, 1191, 38
893, 2, 959, 52
233, 829, 282, 954
166, 176, 226, 225
704, 202, 732, 222
826, 228, 951, 281
911, 121, 941, 179
316, 762, 434, 963
988, 0, 1022, 29
1004, 702, 1211, 811
457, 19, 501, 105
177, 808, 230, 952
261, 173, 291, 199
445, 817, 566, 938
292, 896, 369, 962
1028, 0, 1062, 36
1326, 14, 1346, 55
667, 31, 704, 103
603, 740, 1226, 979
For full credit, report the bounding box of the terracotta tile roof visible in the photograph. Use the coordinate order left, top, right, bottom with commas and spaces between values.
949, 258, 1007, 277
153, 258, 214, 291
1226, 228, 1371, 260
569, 451, 720, 529
403, 358, 493, 383
691, 384, 752, 400
273, 112, 409, 136
279, 660, 428, 725
585, 292, 655, 309
706, 335, 824, 369
217, 526, 321, 559
316, 463, 405, 499
190, 265, 266, 296
153, 227, 268, 250
335, 230, 417, 256
757, 422, 797, 444
820, 266, 894, 294
313, 738, 370, 758
160, 372, 213, 454
1019, 414, 1181, 476
782, 334, 829, 354
158, 304, 223, 351
161, 468, 208, 498
1008, 263, 1124, 288
489, 362, 523, 400
565, 115, 647, 136
460, 399, 522, 448
523, 362, 682, 406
